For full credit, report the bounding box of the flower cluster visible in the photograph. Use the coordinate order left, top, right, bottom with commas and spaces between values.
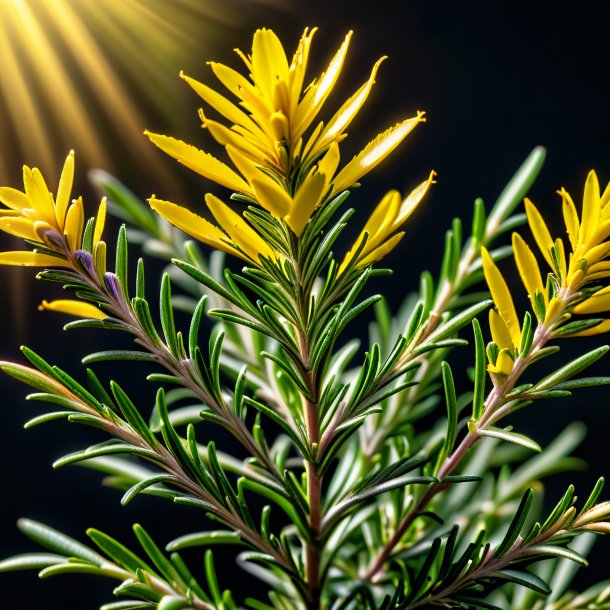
0, 152, 107, 319
483, 170, 610, 379
146, 28, 427, 264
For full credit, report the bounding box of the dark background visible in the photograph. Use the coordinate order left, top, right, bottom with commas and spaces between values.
2, 1, 610, 607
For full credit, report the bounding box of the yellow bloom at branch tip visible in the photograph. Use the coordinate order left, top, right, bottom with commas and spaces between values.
0, 151, 93, 267
339, 171, 435, 273
38, 299, 107, 320
515, 171, 610, 337
481, 247, 521, 346
149, 195, 278, 265
147, 27, 426, 240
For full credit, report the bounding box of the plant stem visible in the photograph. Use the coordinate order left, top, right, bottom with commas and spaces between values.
364, 290, 569, 582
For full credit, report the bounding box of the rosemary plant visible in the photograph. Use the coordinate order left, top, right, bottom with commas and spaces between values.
2, 27, 610, 610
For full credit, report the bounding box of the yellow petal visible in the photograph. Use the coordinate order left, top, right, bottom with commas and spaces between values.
0, 186, 30, 210
93, 198, 107, 248
317, 57, 386, 152
601, 179, 610, 210
567, 319, 610, 337
0, 216, 38, 240
180, 72, 270, 145
0, 251, 70, 266
585, 241, 610, 266
292, 31, 353, 140
393, 171, 436, 230
489, 308, 514, 351
553, 237, 567, 279
524, 198, 554, 268
287, 28, 317, 111
587, 261, 610, 281
208, 61, 271, 120
572, 287, 610, 315
580, 170, 601, 247
285, 171, 327, 236
145, 132, 252, 195
225, 144, 261, 184
148, 196, 240, 260
544, 296, 564, 324
39, 299, 107, 319
489, 349, 514, 376
332, 112, 425, 193
481, 247, 521, 345
205, 193, 277, 262
316, 142, 341, 183
251, 28, 290, 102
23, 166, 56, 226
356, 231, 404, 268
250, 173, 292, 218
199, 109, 266, 164
339, 229, 369, 276
560, 187, 579, 251
360, 190, 401, 253
55, 150, 74, 230
512, 232, 545, 303
64, 197, 84, 251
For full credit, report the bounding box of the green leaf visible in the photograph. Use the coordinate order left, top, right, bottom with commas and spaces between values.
323, 475, 435, 531
554, 377, 610, 390
579, 477, 605, 517
479, 426, 541, 452
0, 553, 67, 572
101, 602, 155, 610
188, 296, 207, 360
494, 489, 534, 557
121, 475, 176, 506
425, 299, 493, 344
111, 382, 160, 449
90, 169, 160, 235
158, 597, 191, 610
82, 350, 158, 364
172, 259, 240, 306
166, 531, 241, 551
485, 146, 546, 236
53, 442, 160, 469
133, 524, 181, 586
160, 273, 180, 357
87, 528, 155, 575
471, 318, 486, 421
439, 361, 458, 463
204, 550, 222, 605
526, 544, 588, 565
471, 197, 486, 248
535, 345, 609, 391
488, 569, 551, 595
17, 520, 104, 566
541, 485, 575, 532
115, 225, 129, 297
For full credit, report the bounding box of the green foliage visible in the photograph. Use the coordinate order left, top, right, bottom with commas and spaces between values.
3, 144, 610, 610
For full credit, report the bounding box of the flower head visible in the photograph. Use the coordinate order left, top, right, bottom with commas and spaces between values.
339, 171, 435, 274
483, 170, 610, 382
146, 27, 425, 248
0, 151, 106, 266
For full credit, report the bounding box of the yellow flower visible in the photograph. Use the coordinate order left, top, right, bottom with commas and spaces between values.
481, 247, 520, 378
339, 171, 435, 273
149, 194, 278, 264
520, 171, 610, 335
0, 151, 106, 266
146, 27, 425, 240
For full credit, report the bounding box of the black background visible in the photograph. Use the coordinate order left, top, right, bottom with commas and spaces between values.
2, 1, 610, 608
